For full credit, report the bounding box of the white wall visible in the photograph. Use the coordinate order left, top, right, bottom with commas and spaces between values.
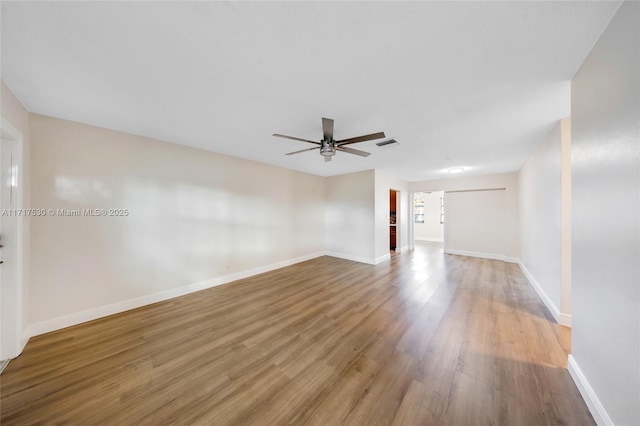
1, 80, 31, 350
570, 2, 639, 425
445, 189, 506, 260
325, 170, 376, 264
22, 110, 403, 335
29, 113, 326, 333
409, 172, 519, 261
324, 168, 409, 264
518, 121, 564, 323
374, 169, 409, 260
559, 118, 572, 326
414, 191, 444, 242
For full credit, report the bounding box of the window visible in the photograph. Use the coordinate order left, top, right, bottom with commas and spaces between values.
440, 197, 444, 224
414, 195, 425, 223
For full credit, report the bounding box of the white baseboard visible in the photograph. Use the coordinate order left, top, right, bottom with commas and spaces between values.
375, 253, 391, 264
395, 245, 411, 254
559, 313, 572, 328
325, 251, 377, 265
415, 237, 444, 243
518, 261, 561, 324
445, 248, 516, 263
19, 332, 29, 354
25, 251, 325, 338
567, 355, 614, 426
518, 262, 572, 327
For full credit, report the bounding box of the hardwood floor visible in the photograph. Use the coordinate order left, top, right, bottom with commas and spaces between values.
0, 243, 594, 425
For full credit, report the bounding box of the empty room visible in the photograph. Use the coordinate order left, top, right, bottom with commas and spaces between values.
0, 1, 638, 425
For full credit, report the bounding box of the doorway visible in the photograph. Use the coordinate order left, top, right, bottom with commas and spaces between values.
389, 189, 399, 252
413, 191, 445, 245
1, 117, 25, 372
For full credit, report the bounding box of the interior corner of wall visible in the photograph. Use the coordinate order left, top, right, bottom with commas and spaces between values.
518, 261, 561, 323
558, 313, 572, 328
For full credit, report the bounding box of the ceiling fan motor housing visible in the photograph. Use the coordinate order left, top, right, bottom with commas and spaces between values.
320, 140, 336, 157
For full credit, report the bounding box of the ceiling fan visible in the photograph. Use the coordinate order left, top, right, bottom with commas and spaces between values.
273, 117, 386, 162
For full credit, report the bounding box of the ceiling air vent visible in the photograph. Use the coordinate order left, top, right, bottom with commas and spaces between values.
376, 139, 398, 147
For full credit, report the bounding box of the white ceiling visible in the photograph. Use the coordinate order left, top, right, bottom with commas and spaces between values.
1, 1, 620, 181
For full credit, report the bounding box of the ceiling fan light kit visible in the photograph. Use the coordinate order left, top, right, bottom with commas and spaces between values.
273, 117, 386, 162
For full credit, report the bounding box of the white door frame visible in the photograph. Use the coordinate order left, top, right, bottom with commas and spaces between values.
389, 189, 400, 252
396, 189, 401, 252
1, 116, 26, 362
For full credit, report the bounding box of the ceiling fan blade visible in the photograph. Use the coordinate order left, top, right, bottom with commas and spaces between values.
336, 131, 386, 146
337, 146, 371, 157
325, 155, 332, 162
273, 133, 320, 145
322, 117, 334, 141
286, 147, 320, 155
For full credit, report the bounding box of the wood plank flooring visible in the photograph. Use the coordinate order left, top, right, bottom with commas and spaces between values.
0, 242, 594, 425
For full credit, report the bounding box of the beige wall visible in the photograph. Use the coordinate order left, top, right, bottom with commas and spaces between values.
1, 80, 31, 347
325, 170, 376, 263
29, 113, 325, 331
324, 168, 409, 264
409, 172, 520, 260
445, 189, 507, 259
